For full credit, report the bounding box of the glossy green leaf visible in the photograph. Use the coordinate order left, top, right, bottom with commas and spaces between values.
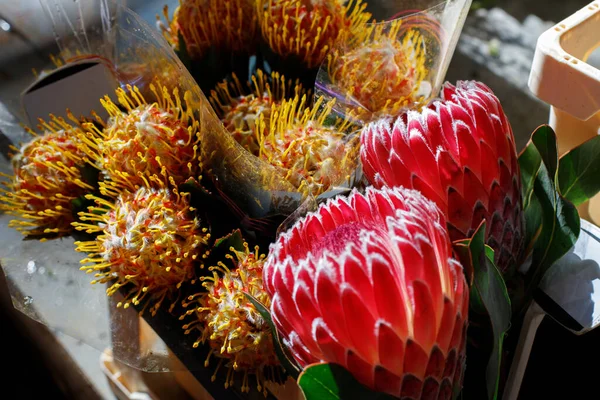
531, 125, 559, 176
480, 244, 510, 400
298, 363, 396, 400
213, 229, 244, 252
201, 229, 246, 273
244, 293, 301, 379
523, 126, 580, 292
558, 135, 600, 206
523, 195, 542, 256
456, 222, 511, 400
518, 131, 543, 210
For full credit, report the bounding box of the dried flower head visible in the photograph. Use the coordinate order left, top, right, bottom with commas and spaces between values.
0, 116, 93, 239
257, 95, 359, 196
181, 242, 279, 394
79, 84, 200, 198
74, 186, 210, 315
159, 0, 257, 59
257, 0, 371, 69
210, 69, 305, 155
327, 20, 427, 119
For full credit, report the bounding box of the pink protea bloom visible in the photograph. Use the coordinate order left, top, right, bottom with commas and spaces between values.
360, 81, 524, 272
264, 186, 469, 399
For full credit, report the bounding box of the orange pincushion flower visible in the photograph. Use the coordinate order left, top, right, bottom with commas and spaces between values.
257, 95, 359, 196
159, 0, 257, 59
80, 84, 200, 198
74, 186, 210, 314
327, 20, 427, 119
210, 69, 305, 155
257, 0, 371, 69
181, 243, 279, 394
0, 117, 93, 239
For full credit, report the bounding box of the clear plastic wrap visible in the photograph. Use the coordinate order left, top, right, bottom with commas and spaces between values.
316, 0, 471, 121
0, 0, 472, 389
0, 0, 362, 376
0, 0, 209, 373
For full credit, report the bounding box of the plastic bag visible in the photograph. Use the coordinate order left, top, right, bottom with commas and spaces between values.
0, 0, 213, 372
316, 0, 471, 122
0, 0, 472, 380
0, 0, 357, 374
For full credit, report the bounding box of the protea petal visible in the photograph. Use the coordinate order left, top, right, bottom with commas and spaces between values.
361, 80, 524, 272
264, 187, 468, 397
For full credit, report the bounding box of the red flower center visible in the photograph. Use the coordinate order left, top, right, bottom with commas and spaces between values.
309, 221, 366, 258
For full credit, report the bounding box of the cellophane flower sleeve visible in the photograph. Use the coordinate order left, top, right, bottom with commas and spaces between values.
315, 0, 471, 123
0, 0, 318, 375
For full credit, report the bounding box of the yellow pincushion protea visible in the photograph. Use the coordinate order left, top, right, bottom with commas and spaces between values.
79, 84, 200, 198
159, 0, 257, 59
257, 0, 371, 69
181, 243, 279, 394
210, 69, 304, 155
74, 186, 210, 315
257, 95, 359, 196
327, 20, 427, 118
0, 116, 94, 239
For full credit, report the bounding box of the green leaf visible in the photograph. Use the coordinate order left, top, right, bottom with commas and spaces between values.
479, 244, 511, 400
459, 222, 511, 400
244, 293, 301, 379
531, 125, 559, 177
558, 135, 600, 206
523, 126, 580, 292
201, 229, 246, 273
518, 137, 542, 210
297, 363, 396, 400
180, 177, 209, 196
453, 240, 474, 286
213, 229, 244, 252
523, 195, 542, 256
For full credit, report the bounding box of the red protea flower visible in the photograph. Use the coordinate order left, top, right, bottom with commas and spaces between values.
264, 186, 469, 399
360, 81, 524, 272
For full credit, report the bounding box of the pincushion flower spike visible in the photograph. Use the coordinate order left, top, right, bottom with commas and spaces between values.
257, 0, 371, 69
158, 0, 257, 60
181, 241, 280, 394
78, 83, 200, 198
361, 81, 524, 273
210, 69, 305, 155
73, 184, 211, 315
327, 19, 428, 120
257, 94, 360, 197
0, 115, 95, 239
264, 186, 469, 399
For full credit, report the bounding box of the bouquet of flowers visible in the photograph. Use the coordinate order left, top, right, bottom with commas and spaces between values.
1, 0, 600, 399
